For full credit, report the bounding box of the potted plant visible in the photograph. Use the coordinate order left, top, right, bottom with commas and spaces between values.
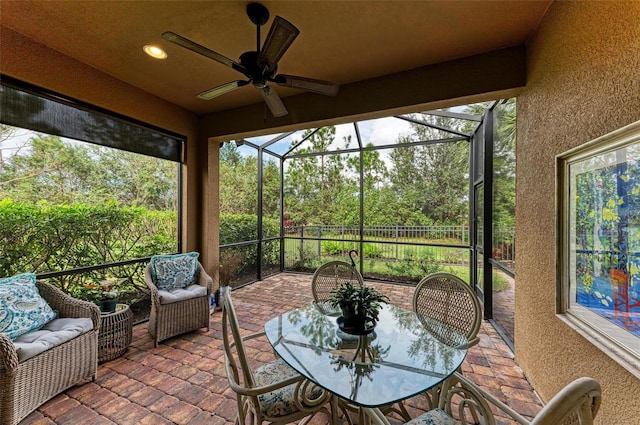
84, 278, 125, 313
327, 282, 389, 332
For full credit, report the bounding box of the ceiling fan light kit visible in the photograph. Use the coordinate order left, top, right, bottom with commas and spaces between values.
162, 2, 339, 117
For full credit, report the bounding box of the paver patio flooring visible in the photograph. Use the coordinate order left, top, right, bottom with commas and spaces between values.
20, 273, 542, 424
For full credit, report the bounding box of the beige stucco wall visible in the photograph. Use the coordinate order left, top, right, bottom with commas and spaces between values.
516, 2, 640, 422
0, 27, 218, 274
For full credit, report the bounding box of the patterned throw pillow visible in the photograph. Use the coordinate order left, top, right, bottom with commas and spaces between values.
0, 273, 57, 340
150, 252, 200, 291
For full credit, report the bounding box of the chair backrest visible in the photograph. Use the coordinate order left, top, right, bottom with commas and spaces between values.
221, 287, 256, 390
145, 261, 205, 287
434, 373, 601, 425
311, 260, 365, 305
412, 272, 482, 347
530, 377, 601, 425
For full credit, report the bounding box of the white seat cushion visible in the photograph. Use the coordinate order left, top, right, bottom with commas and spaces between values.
158, 284, 207, 304
254, 358, 323, 417
405, 409, 460, 425
12, 317, 94, 362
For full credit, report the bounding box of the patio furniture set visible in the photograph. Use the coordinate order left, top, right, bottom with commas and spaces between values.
220, 259, 603, 425
0, 252, 215, 425
1, 253, 600, 425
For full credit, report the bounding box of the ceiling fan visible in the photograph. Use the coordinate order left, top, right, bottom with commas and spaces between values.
162, 2, 339, 118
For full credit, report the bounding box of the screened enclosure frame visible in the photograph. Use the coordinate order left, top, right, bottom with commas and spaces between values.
224, 101, 510, 326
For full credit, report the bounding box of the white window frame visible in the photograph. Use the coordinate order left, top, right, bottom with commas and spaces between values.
556, 120, 640, 379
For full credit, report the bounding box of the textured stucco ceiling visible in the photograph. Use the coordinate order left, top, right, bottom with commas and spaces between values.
1, 1, 551, 116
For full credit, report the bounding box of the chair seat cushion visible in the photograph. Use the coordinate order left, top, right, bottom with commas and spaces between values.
12, 317, 94, 362
0, 273, 57, 340
405, 409, 460, 425
254, 358, 323, 417
158, 284, 207, 304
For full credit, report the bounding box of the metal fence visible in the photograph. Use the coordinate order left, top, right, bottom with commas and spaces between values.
285, 224, 514, 258
283, 224, 515, 282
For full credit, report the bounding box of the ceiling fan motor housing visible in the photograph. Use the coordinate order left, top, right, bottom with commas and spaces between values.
239, 51, 276, 88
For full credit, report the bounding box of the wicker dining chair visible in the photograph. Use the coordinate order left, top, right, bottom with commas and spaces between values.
145, 261, 215, 347
413, 272, 482, 348
366, 374, 601, 425
221, 288, 332, 425
311, 257, 364, 314
384, 272, 484, 419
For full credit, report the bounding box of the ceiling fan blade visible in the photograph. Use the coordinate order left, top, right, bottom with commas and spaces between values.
260, 86, 288, 117
197, 80, 249, 100
274, 74, 339, 96
258, 16, 300, 71
162, 31, 248, 75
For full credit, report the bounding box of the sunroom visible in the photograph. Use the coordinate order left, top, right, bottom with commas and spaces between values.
1, 1, 639, 424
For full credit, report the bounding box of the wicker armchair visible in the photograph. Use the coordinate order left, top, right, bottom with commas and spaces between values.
0, 281, 100, 425
145, 262, 215, 347
364, 373, 601, 425
221, 288, 332, 425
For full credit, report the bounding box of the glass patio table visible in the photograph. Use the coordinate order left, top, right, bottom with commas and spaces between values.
264, 302, 468, 421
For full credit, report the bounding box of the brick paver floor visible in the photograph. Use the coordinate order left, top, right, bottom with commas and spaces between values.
21, 273, 542, 424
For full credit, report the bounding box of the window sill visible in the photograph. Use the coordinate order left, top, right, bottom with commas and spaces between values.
558, 307, 640, 380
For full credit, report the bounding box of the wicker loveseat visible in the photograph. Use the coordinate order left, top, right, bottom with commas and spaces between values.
0, 281, 100, 425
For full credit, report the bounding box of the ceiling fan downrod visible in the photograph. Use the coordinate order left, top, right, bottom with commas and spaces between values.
247, 2, 269, 52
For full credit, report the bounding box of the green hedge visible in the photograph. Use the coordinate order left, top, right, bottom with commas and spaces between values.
220, 213, 280, 271
0, 199, 177, 278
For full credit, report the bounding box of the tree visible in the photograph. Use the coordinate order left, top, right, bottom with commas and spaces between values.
464, 100, 516, 227
388, 114, 469, 225
0, 131, 178, 210
0, 125, 18, 171
284, 127, 355, 225
218, 142, 280, 224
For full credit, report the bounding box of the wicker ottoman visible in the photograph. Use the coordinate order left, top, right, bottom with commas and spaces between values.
98, 303, 133, 363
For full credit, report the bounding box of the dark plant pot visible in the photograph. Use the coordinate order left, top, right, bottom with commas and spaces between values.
340, 307, 367, 330
99, 298, 118, 313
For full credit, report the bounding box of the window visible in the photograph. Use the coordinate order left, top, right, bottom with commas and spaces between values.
1, 78, 183, 276
557, 120, 640, 378
1, 77, 183, 322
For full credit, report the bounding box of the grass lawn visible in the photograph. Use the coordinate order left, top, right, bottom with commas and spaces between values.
284, 237, 511, 291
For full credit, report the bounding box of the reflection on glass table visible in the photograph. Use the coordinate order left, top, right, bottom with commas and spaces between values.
263, 303, 468, 409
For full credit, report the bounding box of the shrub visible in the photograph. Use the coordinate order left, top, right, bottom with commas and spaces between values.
362, 243, 383, 258
322, 241, 344, 256
219, 213, 279, 268
0, 199, 176, 278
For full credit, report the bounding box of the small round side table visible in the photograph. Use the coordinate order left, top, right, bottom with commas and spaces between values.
98, 303, 133, 364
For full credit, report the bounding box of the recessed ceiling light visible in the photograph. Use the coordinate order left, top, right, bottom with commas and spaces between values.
143, 45, 167, 59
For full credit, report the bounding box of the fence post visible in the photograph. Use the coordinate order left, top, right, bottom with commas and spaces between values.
318, 226, 322, 256
462, 224, 466, 245
299, 225, 304, 262
395, 225, 399, 259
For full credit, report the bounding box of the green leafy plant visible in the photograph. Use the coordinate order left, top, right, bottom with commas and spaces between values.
362, 243, 383, 258
82, 277, 126, 301
322, 240, 344, 256
328, 282, 389, 324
